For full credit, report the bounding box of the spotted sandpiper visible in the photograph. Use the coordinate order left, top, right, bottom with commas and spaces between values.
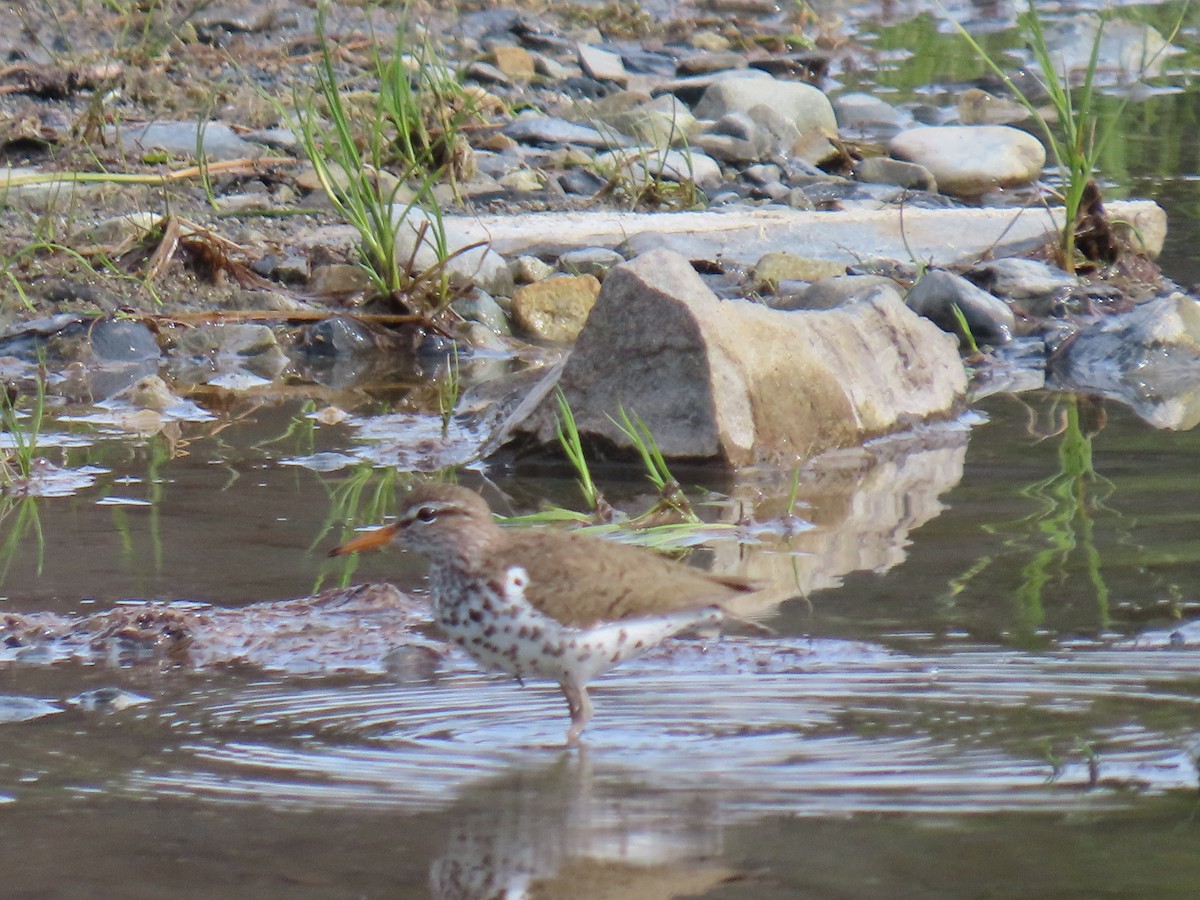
330, 483, 763, 744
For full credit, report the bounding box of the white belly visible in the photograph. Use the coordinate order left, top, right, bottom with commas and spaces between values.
430, 565, 722, 686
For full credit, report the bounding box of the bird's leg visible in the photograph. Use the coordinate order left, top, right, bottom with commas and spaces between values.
561, 679, 593, 746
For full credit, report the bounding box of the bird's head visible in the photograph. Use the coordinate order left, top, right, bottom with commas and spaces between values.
329, 483, 496, 559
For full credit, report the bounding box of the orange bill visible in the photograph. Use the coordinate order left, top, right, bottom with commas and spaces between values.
328, 523, 399, 557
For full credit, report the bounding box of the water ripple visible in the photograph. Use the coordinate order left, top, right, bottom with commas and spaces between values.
124, 638, 1200, 818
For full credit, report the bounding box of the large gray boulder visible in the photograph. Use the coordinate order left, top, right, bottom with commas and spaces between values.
519, 249, 967, 466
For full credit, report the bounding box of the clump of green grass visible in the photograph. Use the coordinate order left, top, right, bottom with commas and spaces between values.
554, 388, 601, 514
507, 389, 735, 550
624, 148, 703, 211
592, 116, 704, 211
954, 1, 1186, 272
609, 404, 699, 524
288, 4, 478, 316
0, 369, 46, 493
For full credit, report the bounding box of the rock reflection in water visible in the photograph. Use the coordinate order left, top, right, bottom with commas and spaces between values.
719, 422, 970, 612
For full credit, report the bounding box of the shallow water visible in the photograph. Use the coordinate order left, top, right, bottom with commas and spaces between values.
1, 388, 1199, 897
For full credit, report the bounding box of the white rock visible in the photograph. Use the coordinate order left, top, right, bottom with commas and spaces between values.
694, 75, 837, 162
393, 207, 512, 294
888, 125, 1046, 197
577, 44, 628, 84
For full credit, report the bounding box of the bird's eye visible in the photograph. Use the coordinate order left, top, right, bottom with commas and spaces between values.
415, 506, 437, 523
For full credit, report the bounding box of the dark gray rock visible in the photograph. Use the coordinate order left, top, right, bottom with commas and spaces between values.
559, 167, 609, 196
300, 316, 379, 357
905, 269, 1016, 345
89, 318, 161, 363
619, 48, 677, 77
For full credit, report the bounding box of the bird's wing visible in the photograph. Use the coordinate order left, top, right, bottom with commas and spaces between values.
489, 529, 756, 628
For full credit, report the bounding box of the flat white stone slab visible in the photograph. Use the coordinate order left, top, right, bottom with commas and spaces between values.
448, 200, 1165, 268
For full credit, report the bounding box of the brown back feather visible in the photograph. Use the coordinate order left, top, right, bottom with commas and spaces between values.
487, 528, 758, 628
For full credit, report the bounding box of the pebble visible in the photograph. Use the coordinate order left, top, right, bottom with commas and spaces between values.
559, 167, 609, 195
778, 274, 901, 311
490, 44, 536, 80
309, 264, 372, 295
89, 318, 161, 363
558, 247, 625, 277
511, 255, 556, 283
578, 43, 628, 85
533, 53, 574, 81
690, 31, 732, 52
693, 73, 838, 148
301, 317, 378, 357
510, 274, 601, 342
589, 92, 697, 150
833, 92, 905, 135
173, 323, 283, 359
753, 251, 846, 287
275, 254, 310, 284
889, 125, 1046, 197
854, 157, 937, 192
503, 115, 625, 149
452, 290, 512, 335
956, 88, 1029, 125
465, 61, 513, 87
678, 51, 745, 75
963, 258, 1076, 300
654, 67, 773, 106
694, 113, 770, 163
498, 169, 544, 192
